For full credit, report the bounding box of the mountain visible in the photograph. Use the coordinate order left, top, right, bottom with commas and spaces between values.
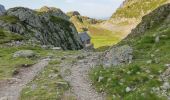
112, 0, 168, 19
0, 7, 83, 50
36, 6, 69, 20
91, 3, 170, 99
66, 11, 103, 32
98, 0, 170, 46
0, 4, 5, 15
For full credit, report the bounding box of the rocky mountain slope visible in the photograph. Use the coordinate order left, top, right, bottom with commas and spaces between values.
36, 6, 69, 20
0, 4, 5, 15
67, 11, 103, 32
0, 6, 83, 50
99, 0, 170, 42
91, 3, 170, 99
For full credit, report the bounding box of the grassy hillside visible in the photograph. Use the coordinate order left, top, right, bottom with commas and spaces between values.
90, 3, 170, 99
95, 0, 170, 50
112, 0, 168, 18
88, 26, 121, 49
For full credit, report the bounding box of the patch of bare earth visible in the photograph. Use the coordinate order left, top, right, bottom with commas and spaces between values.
60, 52, 105, 100
0, 58, 50, 100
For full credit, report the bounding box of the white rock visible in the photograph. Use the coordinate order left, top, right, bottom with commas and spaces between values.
52, 47, 62, 50
146, 60, 152, 64
125, 87, 131, 92
98, 76, 104, 82
165, 64, 170, 67
162, 82, 170, 90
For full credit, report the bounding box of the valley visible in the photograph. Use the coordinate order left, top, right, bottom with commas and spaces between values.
1, 0, 170, 100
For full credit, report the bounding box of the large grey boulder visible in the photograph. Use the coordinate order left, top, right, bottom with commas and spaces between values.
0, 7, 83, 50
13, 50, 36, 58
0, 4, 5, 15
102, 45, 133, 67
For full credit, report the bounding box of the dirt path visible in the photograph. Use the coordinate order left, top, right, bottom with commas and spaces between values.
60, 52, 105, 100
0, 58, 50, 100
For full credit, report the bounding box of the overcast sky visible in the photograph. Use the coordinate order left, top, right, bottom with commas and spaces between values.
0, 0, 124, 19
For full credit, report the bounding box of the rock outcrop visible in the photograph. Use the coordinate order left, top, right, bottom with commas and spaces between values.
102, 45, 133, 67
66, 11, 80, 17
67, 11, 103, 32
0, 4, 5, 15
0, 7, 83, 50
36, 6, 69, 20
124, 3, 170, 41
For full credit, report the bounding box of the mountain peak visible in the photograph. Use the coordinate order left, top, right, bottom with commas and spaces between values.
66, 11, 80, 17
37, 6, 62, 13
0, 4, 6, 15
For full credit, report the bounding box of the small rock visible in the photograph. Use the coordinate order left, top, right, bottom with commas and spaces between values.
52, 47, 62, 50
146, 60, 152, 64
13, 50, 36, 58
127, 71, 131, 74
125, 87, 131, 92
146, 70, 151, 73
165, 64, 170, 67
161, 82, 170, 90
155, 36, 160, 43
98, 76, 104, 82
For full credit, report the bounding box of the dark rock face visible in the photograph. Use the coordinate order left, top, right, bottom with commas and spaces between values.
0, 4, 5, 15
0, 7, 83, 50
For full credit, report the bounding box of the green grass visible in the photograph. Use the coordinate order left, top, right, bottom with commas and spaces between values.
0, 15, 20, 24
112, 0, 167, 18
0, 29, 24, 44
20, 60, 69, 100
20, 51, 80, 99
90, 23, 170, 99
0, 45, 51, 80
88, 26, 121, 49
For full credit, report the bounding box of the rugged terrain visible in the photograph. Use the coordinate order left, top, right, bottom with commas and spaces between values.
91, 3, 170, 100
1, 1, 170, 100
98, 0, 170, 45
0, 6, 83, 50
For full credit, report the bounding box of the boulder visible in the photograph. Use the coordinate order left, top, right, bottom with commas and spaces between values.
103, 45, 133, 66
13, 50, 36, 58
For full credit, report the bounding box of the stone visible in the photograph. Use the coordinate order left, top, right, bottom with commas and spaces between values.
13, 50, 36, 58
98, 76, 104, 82
161, 82, 170, 90
165, 64, 170, 67
125, 87, 131, 92
103, 45, 133, 66
52, 47, 62, 50
146, 60, 152, 64
155, 36, 160, 43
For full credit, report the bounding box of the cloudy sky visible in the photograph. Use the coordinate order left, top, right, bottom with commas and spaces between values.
0, 0, 124, 19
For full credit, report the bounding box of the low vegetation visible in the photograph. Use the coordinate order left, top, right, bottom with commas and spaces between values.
0, 45, 51, 80
0, 15, 20, 24
0, 29, 24, 44
90, 20, 170, 99
112, 0, 167, 18
88, 26, 121, 49
20, 60, 69, 100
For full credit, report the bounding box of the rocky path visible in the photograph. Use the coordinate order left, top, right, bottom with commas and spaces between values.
0, 58, 50, 100
60, 52, 105, 100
